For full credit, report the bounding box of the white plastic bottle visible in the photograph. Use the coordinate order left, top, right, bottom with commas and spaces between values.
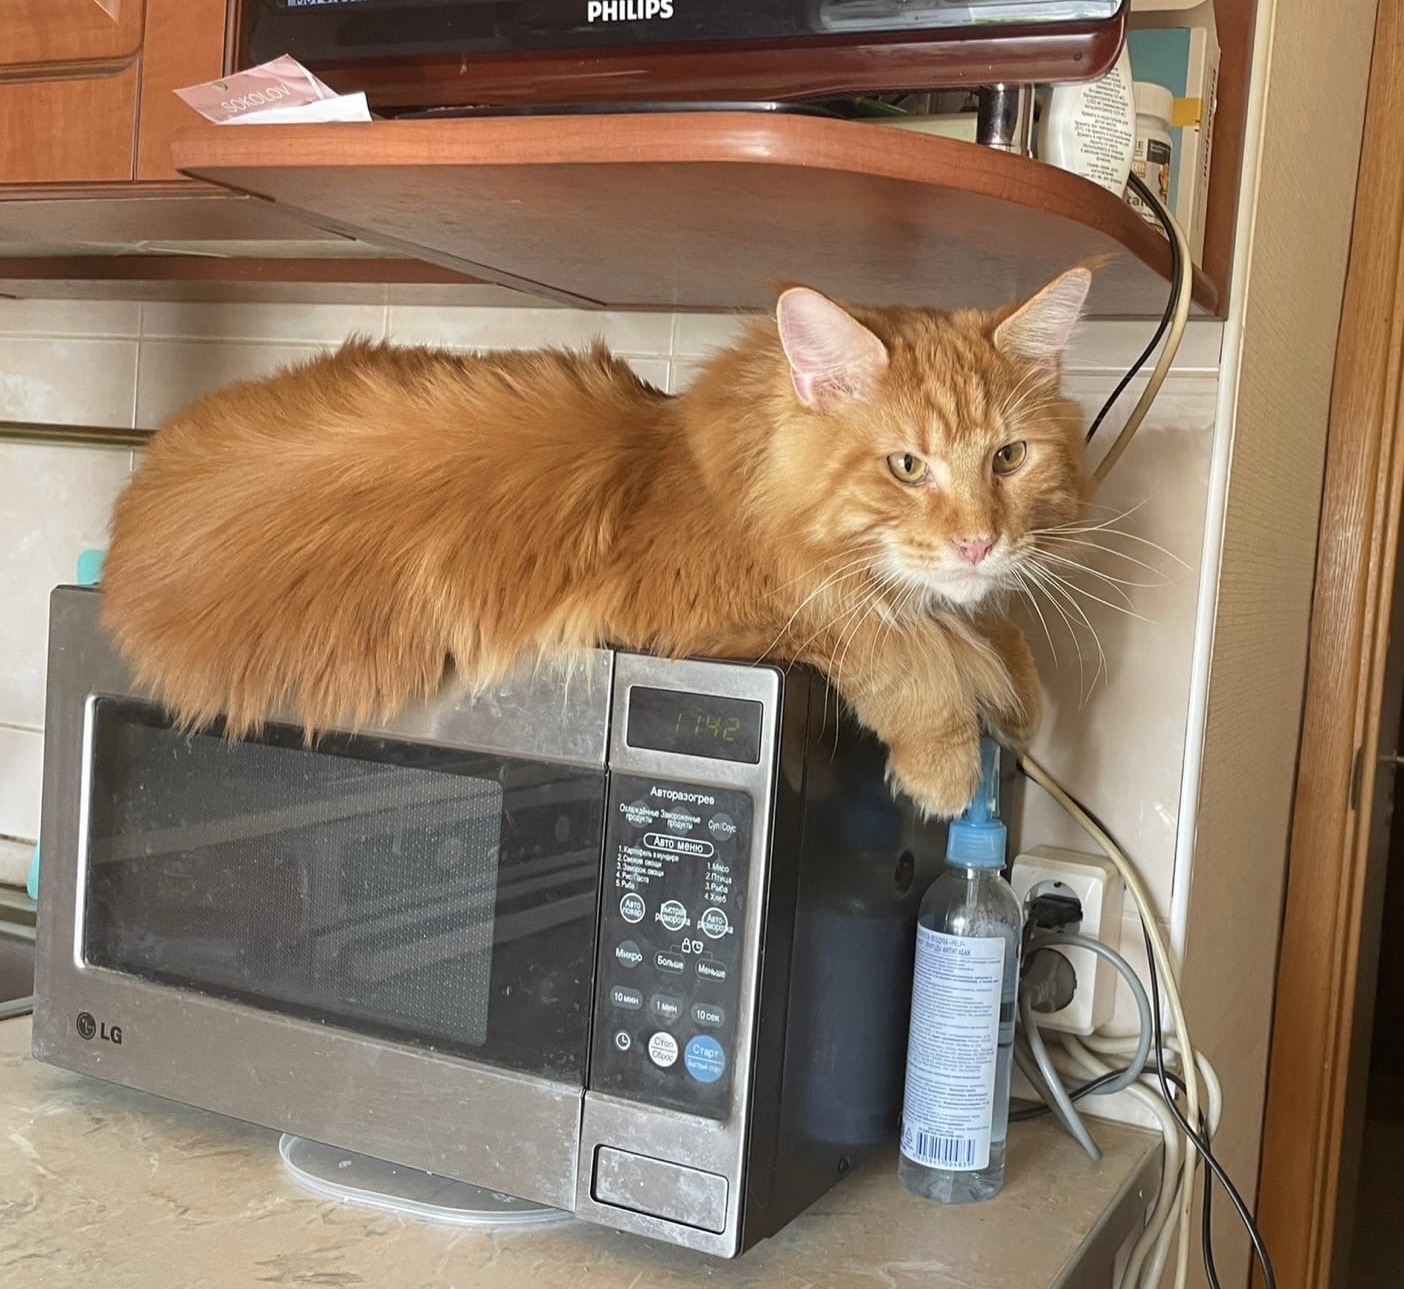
1037, 43, 1137, 195
1128, 80, 1175, 228
898, 739, 1022, 1204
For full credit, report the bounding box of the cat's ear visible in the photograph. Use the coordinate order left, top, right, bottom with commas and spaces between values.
776, 287, 889, 406
993, 267, 1093, 368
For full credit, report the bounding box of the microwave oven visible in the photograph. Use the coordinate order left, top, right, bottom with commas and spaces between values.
233, 0, 1130, 109
33, 585, 956, 1256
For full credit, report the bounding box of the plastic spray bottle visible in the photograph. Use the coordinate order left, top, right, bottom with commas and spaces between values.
898, 738, 1022, 1203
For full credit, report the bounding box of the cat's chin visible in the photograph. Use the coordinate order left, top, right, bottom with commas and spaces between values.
924, 570, 1003, 611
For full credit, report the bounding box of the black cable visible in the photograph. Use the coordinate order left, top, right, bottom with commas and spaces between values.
1142, 924, 1279, 1289
1015, 763, 1277, 1289
1008, 1067, 1128, 1121
1085, 170, 1182, 445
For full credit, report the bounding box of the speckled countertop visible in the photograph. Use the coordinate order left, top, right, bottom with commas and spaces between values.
0, 1017, 1159, 1289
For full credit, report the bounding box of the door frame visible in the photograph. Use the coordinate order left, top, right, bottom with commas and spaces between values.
1256, 5, 1404, 1284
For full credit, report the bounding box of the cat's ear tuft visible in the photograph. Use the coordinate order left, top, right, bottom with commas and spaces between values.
993, 267, 1093, 368
776, 287, 889, 407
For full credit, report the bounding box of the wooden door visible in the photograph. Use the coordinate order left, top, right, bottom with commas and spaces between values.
1256, 3, 1404, 1284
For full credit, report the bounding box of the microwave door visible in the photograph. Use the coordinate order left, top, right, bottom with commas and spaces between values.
79, 698, 607, 1084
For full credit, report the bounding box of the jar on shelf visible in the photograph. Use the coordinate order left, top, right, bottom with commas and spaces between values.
1128, 80, 1175, 230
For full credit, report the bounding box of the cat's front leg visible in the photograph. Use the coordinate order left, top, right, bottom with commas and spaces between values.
827, 626, 984, 820
973, 613, 1042, 749
884, 714, 983, 821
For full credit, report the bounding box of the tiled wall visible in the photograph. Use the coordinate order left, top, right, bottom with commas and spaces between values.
0, 295, 1224, 982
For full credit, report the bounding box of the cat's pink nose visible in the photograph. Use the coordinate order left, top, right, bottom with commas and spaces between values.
954, 536, 996, 565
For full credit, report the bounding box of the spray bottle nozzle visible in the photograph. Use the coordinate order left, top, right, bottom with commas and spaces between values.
946, 738, 1007, 869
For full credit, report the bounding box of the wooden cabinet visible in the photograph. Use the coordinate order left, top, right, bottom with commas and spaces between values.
0, 0, 219, 185
0, 0, 1257, 314
1, 0, 145, 70
0, 65, 138, 184
172, 112, 1217, 315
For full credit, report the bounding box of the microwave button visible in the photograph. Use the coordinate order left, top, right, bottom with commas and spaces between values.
691, 1002, 725, 1028
707, 812, 737, 841
615, 939, 644, 969
647, 1032, 679, 1068
613, 1030, 633, 1052
654, 950, 686, 974
610, 985, 644, 1011
662, 807, 696, 835
698, 907, 731, 940
657, 899, 688, 932
650, 993, 684, 1023
696, 958, 728, 984
684, 1035, 727, 1085
619, 893, 646, 924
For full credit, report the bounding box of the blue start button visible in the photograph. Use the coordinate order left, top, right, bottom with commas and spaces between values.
683, 1035, 726, 1084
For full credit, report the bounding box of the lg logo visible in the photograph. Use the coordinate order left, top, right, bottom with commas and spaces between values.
76, 1011, 123, 1045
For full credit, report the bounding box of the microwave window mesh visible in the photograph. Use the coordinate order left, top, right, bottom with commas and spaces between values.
82, 700, 603, 1077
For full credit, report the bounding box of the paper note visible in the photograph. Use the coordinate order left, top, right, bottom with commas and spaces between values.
176, 55, 372, 125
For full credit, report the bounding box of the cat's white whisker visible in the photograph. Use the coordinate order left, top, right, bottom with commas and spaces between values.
831, 581, 896, 707
1033, 549, 1164, 592
1029, 554, 1140, 610
754, 555, 883, 661
1035, 534, 1172, 577
1037, 498, 1150, 532
1038, 528, 1188, 571
757, 548, 881, 600
1031, 562, 1155, 623
1026, 563, 1108, 700
1021, 562, 1088, 696
1010, 568, 1058, 666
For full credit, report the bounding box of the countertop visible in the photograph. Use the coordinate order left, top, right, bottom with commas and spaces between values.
0, 1017, 1160, 1289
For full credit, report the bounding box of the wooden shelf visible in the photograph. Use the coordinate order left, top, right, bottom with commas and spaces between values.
171, 112, 1216, 317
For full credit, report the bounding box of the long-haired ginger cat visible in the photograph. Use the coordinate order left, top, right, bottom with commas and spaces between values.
101, 267, 1092, 818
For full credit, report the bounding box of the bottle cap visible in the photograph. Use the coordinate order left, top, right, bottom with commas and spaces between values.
1133, 81, 1175, 126
946, 738, 1008, 869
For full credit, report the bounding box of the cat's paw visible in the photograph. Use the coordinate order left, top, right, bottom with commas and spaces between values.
982, 697, 1040, 751
886, 734, 982, 820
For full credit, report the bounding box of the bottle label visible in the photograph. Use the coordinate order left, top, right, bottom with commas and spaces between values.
900, 927, 1004, 1172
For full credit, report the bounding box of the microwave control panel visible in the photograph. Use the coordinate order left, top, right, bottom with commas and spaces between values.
588, 774, 754, 1119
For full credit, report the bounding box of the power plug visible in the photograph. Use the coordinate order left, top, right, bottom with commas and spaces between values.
1010, 845, 1124, 1035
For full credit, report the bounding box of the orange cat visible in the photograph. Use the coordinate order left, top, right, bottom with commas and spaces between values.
101, 268, 1091, 817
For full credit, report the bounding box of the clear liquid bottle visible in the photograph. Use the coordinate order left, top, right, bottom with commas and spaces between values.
898, 739, 1022, 1203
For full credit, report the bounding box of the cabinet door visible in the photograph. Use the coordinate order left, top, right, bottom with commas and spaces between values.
0, 65, 138, 183
1, 0, 146, 70
135, 0, 228, 181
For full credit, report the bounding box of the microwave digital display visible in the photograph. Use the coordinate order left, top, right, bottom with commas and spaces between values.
626, 687, 762, 763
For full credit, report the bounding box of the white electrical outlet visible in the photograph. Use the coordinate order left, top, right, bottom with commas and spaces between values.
1010, 845, 1124, 1035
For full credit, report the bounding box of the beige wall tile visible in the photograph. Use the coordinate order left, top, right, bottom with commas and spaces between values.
0, 725, 42, 844
0, 836, 31, 888
135, 340, 323, 427
0, 299, 141, 339
140, 301, 386, 345
0, 338, 137, 428
624, 358, 669, 390
672, 311, 756, 358
1015, 371, 1218, 917
0, 442, 132, 731
387, 306, 672, 355
1067, 319, 1224, 374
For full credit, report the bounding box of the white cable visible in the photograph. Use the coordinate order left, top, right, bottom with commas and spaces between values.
1091, 176, 1194, 488
1019, 752, 1202, 1289
1053, 1035, 1184, 1288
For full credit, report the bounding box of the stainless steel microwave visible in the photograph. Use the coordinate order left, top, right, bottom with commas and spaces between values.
33, 585, 948, 1256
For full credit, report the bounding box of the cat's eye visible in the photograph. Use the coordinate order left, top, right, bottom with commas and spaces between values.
992, 441, 1028, 476
887, 452, 929, 484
